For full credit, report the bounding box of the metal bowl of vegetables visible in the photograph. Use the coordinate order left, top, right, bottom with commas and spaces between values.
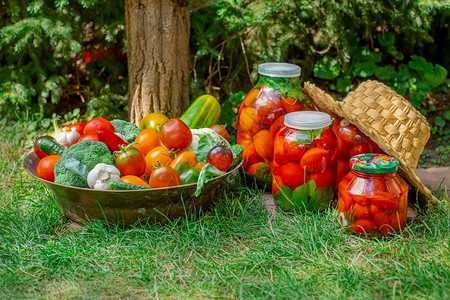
24, 151, 241, 226
24, 119, 243, 227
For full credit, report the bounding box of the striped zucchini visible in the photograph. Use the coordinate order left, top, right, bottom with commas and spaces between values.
180, 94, 221, 129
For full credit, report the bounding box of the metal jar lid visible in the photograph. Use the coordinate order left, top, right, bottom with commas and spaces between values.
284, 111, 332, 130
258, 62, 301, 78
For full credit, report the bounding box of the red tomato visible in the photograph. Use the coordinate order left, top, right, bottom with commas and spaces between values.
336, 139, 350, 160
370, 205, 391, 236
134, 128, 161, 156
284, 138, 308, 162
37, 155, 61, 182
280, 96, 302, 113
149, 166, 181, 188
338, 198, 347, 214
160, 118, 192, 151
280, 162, 307, 190
352, 219, 377, 233
34, 136, 54, 159
254, 88, 283, 125
253, 130, 274, 160
368, 191, 398, 211
269, 115, 285, 138
242, 141, 260, 168
352, 203, 370, 219
210, 124, 230, 142
206, 146, 233, 171
238, 107, 261, 134
353, 194, 371, 206
328, 146, 339, 169
300, 148, 329, 173
243, 87, 260, 107
144, 146, 173, 176
336, 159, 351, 186
78, 133, 99, 142
349, 143, 372, 158
237, 132, 252, 145
334, 118, 368, 146
338, 192, 353, 213
247, 162, 267, 176
313, 127, 336, 150
70, 122, 85, 136
83, 118, 115, 135
309, 168, 335, 188
273, 128, 289, 165
115, 146, 146, 177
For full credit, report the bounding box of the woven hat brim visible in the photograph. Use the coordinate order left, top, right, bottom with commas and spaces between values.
303, 81, 436, 204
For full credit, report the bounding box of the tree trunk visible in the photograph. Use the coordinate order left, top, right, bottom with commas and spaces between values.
125, 0, 190, 123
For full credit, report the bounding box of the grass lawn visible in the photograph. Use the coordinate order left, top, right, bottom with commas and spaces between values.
0, 122, 449, 299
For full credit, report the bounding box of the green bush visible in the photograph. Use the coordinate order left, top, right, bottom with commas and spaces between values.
191, 0, 448, 105
0, 0, 127, 123
0, 0, 448, 123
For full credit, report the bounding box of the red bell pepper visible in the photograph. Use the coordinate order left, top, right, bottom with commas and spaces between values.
97, 130, 128, 153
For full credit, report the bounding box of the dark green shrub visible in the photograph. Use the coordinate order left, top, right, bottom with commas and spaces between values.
0, 0, 127, 123
191, 0, 449, 107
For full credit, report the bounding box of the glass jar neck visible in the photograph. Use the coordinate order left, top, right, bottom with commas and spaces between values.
257, 74, 300, 86
351, 169, 396, 179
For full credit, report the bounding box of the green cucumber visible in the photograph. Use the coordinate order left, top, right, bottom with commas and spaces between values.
110, 181, 151, 190
39, 137, 65, 156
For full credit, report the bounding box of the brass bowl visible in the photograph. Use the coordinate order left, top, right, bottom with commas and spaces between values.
24, 152, 241, 226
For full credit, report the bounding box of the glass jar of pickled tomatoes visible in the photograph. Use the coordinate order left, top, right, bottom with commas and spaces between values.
333, 118, 384, 185
237, 63, 313, 186
272, 111, 337, 212
338, 153, 408, 237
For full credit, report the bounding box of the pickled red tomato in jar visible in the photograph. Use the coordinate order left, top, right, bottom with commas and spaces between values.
338, 153, 408, 237
333, 118, 384, 185
272, 111, 337, 212
237, 63, 313, 184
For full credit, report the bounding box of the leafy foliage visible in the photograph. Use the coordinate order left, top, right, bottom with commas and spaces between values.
0, 0, 448, 123
274, 181, 335, 212
315, 33, 448, 107
0, 0, 127, 123
191, 0, 448, 107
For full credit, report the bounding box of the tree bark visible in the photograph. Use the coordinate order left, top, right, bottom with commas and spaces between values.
125, 0, 190, 123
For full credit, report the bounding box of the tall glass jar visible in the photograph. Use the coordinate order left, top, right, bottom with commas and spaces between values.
237, 63, 313, 187
338, 153, 408, 237
272, 111, 337, 212
332, 117, 384, 185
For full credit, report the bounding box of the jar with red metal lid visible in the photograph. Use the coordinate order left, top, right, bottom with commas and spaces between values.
332, 117, 385, 185
272, 111, 337, 212
338, 153, 408, 237
237, 63, 314, 187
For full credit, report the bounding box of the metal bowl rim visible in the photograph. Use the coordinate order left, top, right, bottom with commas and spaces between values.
24, 152, 242, 193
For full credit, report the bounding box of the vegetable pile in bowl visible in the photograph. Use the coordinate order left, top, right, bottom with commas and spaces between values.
33, 114, 243, 196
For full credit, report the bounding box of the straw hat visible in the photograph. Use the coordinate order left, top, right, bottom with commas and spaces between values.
303, 80, 436, 203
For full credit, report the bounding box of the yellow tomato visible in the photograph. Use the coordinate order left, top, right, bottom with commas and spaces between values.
139, 113, 169, 130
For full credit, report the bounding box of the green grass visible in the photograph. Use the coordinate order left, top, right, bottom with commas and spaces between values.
0, 122, 449, 299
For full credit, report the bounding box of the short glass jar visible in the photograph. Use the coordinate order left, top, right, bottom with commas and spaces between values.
338, 153, 408, 237
237, 63, 314, 186
272, 111, 337, 211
